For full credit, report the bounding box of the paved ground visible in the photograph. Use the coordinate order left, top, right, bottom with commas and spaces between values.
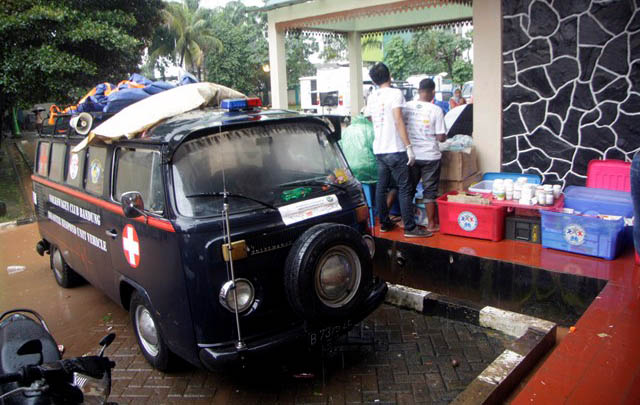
1, 224, 512, 404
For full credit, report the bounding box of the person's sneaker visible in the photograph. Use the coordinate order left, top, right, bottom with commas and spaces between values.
380, 222, 396, 233
404, 227, 433, 238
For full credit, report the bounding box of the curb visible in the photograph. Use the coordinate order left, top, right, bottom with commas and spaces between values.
0, 216, 35, 231
385, 283, 557, 405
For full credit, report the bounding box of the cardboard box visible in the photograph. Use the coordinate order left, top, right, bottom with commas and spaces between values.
438, 171, 482, 195
440, 148, 478, 181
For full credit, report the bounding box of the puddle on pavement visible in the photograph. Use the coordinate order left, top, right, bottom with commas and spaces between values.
373, 238, 606, 327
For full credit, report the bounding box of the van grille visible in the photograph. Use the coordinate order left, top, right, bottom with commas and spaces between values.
246, 227, 305, 256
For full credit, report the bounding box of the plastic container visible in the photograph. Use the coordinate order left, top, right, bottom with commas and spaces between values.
437, 192, 506, 241
469, 180, 493, 194
470, 173, 543, 194
564, 186, 633, 217
586, 159, 631, 192
482, 172, 542, 184
541, 210, 626, 260
506, 215, 541, 244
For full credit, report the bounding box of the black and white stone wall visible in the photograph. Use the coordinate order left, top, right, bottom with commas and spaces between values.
502, 0, 640, 186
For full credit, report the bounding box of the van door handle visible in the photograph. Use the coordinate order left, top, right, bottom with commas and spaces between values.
105, 229, 118, 239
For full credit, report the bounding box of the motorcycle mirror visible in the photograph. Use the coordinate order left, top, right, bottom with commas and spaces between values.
98, 333, 116, 357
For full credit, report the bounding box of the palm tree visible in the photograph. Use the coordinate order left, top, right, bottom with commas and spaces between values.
152, 0, 222, 80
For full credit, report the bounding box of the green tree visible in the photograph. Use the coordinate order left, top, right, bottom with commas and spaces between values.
319, 36, 347, 62
383, 36, 413, 80
452, 59, 473, 86
203, 3, 317, 97
382, 30, 472, 84
0, 0, 162, 136
158, 1, 222, 79
410, 29, 472, 82
205, 2, 269, 95
285, 35, 319, 88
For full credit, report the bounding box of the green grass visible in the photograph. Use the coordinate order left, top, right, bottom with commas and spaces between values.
0, 146, 29, 222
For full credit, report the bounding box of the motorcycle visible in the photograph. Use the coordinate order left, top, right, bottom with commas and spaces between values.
0, 309, 116, 404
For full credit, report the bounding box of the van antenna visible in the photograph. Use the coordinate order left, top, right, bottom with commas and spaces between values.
220, 123, 246, 351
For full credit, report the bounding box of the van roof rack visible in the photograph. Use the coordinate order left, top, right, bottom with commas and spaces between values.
38, 112, 115, 139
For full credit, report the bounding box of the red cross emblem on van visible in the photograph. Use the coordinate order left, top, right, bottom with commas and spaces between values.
122, 224, 140, 268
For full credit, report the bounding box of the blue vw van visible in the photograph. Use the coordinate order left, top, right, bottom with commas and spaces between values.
32, 101, 386, 371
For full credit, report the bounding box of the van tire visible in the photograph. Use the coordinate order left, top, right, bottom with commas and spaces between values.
50, 246, 83, 288
284, 223, 372, 322
130, 292, 175, 371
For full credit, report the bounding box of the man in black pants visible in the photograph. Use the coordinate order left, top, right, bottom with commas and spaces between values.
404, 78, 446, 233
364, 63, 430, 238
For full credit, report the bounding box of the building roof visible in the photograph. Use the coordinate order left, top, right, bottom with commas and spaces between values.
259, 0, 308, 11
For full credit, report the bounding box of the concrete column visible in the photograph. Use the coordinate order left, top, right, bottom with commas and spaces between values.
267, 16, 288, 109
347, 31, 364, 117
472, 0, 502, 172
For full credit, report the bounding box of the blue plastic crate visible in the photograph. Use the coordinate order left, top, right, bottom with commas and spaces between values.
541, 210, 626, 260
564, 186, 633, 217
482, 172, 542, 184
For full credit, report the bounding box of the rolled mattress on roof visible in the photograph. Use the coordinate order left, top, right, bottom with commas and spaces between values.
72, 82, 245, 153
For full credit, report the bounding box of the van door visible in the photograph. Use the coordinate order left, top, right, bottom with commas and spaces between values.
102, 146, 196, 362
103, 147, 170, 286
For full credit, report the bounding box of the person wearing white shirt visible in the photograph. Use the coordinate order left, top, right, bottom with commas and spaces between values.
403, 78, 446, 232
364, 63, 430, 238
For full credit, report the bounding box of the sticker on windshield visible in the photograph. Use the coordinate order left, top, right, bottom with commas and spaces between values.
278, 194, 342, 226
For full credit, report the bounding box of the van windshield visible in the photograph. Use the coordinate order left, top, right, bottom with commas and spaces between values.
172, 122, 355, 217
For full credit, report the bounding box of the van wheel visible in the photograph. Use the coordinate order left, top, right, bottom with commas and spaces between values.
130, 292, 175, 371
50, 246, 82, 288
284, 223, 372, 322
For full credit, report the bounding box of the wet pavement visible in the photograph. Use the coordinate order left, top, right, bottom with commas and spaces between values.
1, 223, 512, 404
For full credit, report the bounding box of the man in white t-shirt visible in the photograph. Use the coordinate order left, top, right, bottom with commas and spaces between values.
364, 63, 430, 238
403, 78, 446, 232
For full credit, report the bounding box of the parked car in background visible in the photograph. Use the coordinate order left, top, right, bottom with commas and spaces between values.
406, 73, 453, 102
462, 81, 473, 103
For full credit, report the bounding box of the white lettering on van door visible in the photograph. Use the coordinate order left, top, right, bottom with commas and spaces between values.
47, 211, 107, 252
48, 194, 101, 226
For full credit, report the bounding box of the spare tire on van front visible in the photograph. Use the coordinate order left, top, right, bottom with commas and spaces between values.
284, 223, 373, 322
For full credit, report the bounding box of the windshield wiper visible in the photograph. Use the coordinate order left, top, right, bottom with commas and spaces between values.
185, 192, 277, 211
278, 179, 348, 191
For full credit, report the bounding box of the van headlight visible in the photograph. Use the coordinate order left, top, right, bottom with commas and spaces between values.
219, 279, 255, 313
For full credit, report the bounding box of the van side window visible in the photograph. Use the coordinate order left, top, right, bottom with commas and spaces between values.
114, 148, 165, 214
49, 143, 66, 182
85, 146, 107, 195
36, 142, 50, 176
66, 150, 86, 188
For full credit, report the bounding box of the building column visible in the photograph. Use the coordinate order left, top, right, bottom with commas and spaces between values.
267, 17, 288, 109
473, 0, 502, 172
347, 31, 364, 117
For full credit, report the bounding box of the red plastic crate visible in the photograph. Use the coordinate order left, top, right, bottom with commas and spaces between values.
437, 192, 506, 241
586, 159, 631, 192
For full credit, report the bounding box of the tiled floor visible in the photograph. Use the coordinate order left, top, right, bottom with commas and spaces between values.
374, 225, 639, 404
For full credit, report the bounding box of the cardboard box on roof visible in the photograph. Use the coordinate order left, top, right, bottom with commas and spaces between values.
438, 171, 482, 195
440, 148, 478, 180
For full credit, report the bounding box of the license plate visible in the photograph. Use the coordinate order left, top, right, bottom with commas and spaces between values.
307, 320, 352, 346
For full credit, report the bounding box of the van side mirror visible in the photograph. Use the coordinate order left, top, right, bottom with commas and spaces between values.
121, 192, 145, 219
323, 115, 342, 142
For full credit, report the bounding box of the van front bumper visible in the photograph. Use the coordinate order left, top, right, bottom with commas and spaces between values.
198, 278, 387, 370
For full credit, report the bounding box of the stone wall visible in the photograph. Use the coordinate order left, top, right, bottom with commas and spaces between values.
502, 0, 640, 186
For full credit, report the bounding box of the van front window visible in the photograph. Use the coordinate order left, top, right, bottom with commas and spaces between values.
172, 123, 354, 217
